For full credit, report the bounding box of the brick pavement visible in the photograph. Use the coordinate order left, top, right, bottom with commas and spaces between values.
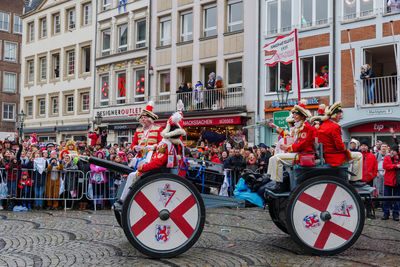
0, 207, 399, 267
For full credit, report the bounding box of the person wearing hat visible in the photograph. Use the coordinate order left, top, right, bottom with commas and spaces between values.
382, 144, 400, 221
269, 113, 297, 155
267, 100, 316, 193
310, 104, 326, 130
46, 143, 56, 152
359, 142, 378, 219
130, 101, 163, 165
349, 138, 360, 152
318, 101, 363, 183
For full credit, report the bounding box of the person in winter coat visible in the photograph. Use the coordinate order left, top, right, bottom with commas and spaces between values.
32, 150, 48, 209
210, 153, 221, 164
61, 154, 79, 206
382, 144, 400, 221
88, 130, 99, 147
18, 171, 32, 209
46, 156, 63, 210
360, 64, 375, 104
359, 142, 378, 219
89, 150, 108, 209
246, 153, 259, 172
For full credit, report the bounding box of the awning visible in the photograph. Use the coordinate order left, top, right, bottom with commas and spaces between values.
57, 125, 89, 132
23, 127, 56, 134
156, 116, 245, 127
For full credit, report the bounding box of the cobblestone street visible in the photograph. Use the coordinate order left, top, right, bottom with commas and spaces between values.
0, 207, 399, 266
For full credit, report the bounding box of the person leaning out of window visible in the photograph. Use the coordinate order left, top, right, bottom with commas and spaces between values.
360, 64, 375, 104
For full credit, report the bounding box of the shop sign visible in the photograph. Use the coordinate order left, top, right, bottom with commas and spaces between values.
349, 121, 400, 133
271, 97, 318, 108
273, 110, 290, 130
157, 116, 243, 127
96, 105, 144, 118
367, 109, 393, 115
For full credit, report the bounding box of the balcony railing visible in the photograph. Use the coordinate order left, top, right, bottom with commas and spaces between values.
357, 75, 399, 106
153, 87, 244, 113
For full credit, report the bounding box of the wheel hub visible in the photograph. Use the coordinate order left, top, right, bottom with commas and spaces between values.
159, 209, 170, 221
320, 211, 332, 222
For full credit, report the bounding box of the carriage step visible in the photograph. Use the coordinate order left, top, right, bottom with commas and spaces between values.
200, 194, 246, 209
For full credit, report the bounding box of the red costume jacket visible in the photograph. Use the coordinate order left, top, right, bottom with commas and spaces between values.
288, 121, 315, 153
318, 119, 349, 167
361, 151, 377, 183
383, 155, 400, 187
18, 178, 32, 189
131, 125, 163, 157
138, 142, 186, 177
88, 132, 99, 147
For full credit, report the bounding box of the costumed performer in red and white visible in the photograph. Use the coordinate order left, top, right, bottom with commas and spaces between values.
130, 101, 163, 169
120, 100, 186, 201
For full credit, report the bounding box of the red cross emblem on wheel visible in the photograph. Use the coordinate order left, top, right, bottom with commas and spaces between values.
125, 179, 202, 252
289, 180, 361, 253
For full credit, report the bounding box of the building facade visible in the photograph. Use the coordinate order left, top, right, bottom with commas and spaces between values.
149, 0, 259, 147
259, 0, 400, 147
0, 0, 24, 139
94, 0, 150, 145
21, 0, 96, 143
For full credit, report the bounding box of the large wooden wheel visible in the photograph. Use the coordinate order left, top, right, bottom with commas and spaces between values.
286, 176, 365, 255
121, 173, 205, 258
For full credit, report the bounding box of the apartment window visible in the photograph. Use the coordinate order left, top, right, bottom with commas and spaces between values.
28, 22, 34, 42
301, 55, 329, 89
116, 72, 127, 104
4, 42, 17, 62
102, 0, 111, 11
227, 59, 242, 88
203, 4, 217, 37
40, 18, 47, 37
159, 16, 171, 46
81, 93, 89, 111
67, 8, 76, 30
266, 0, 292, 35
343, 0, 374, 20
67, 50, 75, 75
227, 0, 243, 32
39, 99, 46, 115
2, 103, 15, 120
51, 97, 59, 114
53, 13, 60, 34
134, 68, 145, 102
159, 71, 171, 94
66, 95, 74, 113
266, 62, 292, 93
83, 3, 92, 25
52, 53, 60, 78
40, 57, 47, 80
0, 12, 9, 31
301, 0, 328, 28
102, 29, 111, 56
27, 60, 34, 83
180, 10, 193, 42
14, 15, 22, 34
82, 46, 91, 73
26, 100, 33, 116
100, 75, 109, 106
3, 72, 17, 92
118, 24, 128, 52
136, 20, 146, 48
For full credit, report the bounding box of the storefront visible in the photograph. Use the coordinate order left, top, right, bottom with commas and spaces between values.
96, 104, 145, 146
347, 121, 400, 147
156, 116, 247, 148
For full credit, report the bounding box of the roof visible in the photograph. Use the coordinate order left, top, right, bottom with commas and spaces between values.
24, 0, 43, 14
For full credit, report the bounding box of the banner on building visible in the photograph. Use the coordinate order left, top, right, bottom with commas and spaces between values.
264, 29, 301, 100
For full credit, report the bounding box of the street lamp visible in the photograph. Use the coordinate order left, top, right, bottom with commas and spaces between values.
15, 110, 25, 140
95, 113, 103, 126
276, 88, 290, 110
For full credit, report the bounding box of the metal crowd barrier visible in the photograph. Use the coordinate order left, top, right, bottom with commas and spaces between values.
0, 168, 85, 211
